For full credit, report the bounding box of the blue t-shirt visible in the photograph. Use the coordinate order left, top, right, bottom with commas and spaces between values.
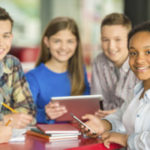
25, 63, 90, 124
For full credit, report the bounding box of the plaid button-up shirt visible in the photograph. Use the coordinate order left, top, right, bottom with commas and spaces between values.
0, 55, 35, 116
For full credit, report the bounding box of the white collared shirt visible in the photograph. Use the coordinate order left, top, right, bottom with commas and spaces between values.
106, 81, 150, 150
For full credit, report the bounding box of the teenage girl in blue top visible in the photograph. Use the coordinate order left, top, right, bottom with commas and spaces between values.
26, 17, 90, 124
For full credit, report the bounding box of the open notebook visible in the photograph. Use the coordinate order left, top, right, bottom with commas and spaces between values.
9, 126, 35, 142
9, 128, 27, 142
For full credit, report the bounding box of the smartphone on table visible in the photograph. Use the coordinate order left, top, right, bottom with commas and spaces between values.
70, 113, 96, 134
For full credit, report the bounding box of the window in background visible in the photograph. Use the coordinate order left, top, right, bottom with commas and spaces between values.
0, 0, 40, 71
0, 0, 124, 76
0, 0, 40, 47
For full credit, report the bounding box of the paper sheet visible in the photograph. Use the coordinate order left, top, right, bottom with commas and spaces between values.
9, 128, 27, 142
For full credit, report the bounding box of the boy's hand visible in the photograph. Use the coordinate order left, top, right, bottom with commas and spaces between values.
4, 113, 33, 129
0, 126, 12, 143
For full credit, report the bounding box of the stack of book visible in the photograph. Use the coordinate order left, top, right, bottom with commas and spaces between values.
26, 123, 81, 142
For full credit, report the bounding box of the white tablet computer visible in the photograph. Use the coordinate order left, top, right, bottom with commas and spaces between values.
51, 95, 103, 122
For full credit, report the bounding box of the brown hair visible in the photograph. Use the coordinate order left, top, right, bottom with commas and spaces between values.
101, 13, 132, 31
36, 17, 85, 95
0, 7, 13, 28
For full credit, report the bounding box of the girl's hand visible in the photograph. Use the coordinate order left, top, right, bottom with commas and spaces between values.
45, 102, 67, 119
81, 114, 112, 137
102, 132, 128, 148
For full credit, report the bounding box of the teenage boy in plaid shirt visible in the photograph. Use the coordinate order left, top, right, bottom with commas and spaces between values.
0, 7, 35, 133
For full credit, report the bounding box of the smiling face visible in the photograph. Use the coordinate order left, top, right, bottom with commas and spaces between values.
0, 20, 13, 60
44, 29, 77, 64
101, 25, 129, 67
129, 31, 150, 81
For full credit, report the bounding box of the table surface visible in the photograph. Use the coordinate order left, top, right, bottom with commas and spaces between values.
0, 134, 123, 150
0, 134, 102, 150
0, 123, 122, 150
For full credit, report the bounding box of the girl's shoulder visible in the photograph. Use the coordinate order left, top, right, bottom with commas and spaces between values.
26, 63, 45, 77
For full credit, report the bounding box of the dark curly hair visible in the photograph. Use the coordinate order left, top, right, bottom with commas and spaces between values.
128, 21, 150, 48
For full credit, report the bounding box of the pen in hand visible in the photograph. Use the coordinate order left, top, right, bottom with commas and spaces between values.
1, 102, 17, 126
5, 118, 12, 126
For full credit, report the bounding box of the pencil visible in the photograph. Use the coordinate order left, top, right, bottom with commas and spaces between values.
2, 102, 17, 113
5, 118, 12, 126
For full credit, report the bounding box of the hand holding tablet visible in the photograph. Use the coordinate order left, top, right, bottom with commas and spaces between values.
45, 101, 67, 120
